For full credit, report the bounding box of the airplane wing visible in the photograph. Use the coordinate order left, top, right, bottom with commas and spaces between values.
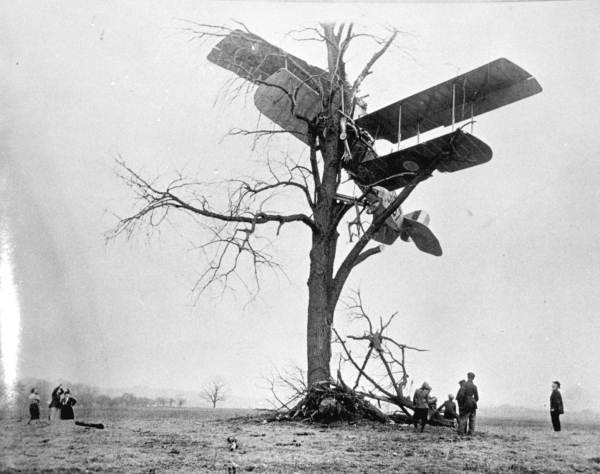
350, 129, 492, 191
253, 69, 323, 145
355, 58, 542, 143
207, 29, 328, 91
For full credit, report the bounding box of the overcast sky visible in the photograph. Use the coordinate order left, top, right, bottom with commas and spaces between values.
1, 0, 599, 411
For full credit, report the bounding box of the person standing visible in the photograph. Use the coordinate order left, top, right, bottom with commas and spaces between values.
413, 382, 432, 432
60, 389, 77, 420
457, 372, 479, 435
27, 388, 41, 424
456, 380, 466, 434
48, 385, 63, 421
550, 381, 564, 432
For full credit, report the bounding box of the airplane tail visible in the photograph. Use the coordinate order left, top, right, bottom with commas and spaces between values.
365, 188, 442, 256
400, 211, 443, 256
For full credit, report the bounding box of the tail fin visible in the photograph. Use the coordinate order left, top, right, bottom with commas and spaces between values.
401, 211, 442, 256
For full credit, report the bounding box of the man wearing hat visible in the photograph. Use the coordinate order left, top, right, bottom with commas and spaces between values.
457, 372, 479, 435
413, 382, 433, 432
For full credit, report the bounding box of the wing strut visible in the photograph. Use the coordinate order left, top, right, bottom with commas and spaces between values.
397, 104, 402, 150
470, 103, 474, 133
451, 82, 456, 131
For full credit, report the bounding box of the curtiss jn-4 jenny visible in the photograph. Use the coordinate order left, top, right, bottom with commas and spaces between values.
206, 30, 542, 256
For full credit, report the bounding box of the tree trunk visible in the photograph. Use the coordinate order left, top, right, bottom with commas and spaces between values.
305, 23, 347, 388
306, 233, 338, 386
306, 145, 341, 386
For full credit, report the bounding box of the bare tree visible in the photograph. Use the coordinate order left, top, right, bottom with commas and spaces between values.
111, 22, 439, 389
201, 378, 228, 408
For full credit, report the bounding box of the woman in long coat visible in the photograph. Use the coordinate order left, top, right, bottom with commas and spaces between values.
59, 389, 77, 420
550, 380, 564, 432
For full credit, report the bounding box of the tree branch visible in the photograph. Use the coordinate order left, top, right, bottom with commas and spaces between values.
109, 159, 317, 296
351, 29, 399, 96
333, 328, 396, 399
352, 246, 383, 269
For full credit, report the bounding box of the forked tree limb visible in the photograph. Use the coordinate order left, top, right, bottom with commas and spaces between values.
333, 328, 396, 400
351, 30, 399, 96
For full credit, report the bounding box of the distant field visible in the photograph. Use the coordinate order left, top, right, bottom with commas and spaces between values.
1, 407, 600, 473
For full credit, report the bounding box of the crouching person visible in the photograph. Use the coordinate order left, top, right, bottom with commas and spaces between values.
437, 394, 459, 426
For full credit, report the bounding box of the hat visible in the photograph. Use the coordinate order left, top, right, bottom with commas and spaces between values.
553, 380, 561, 388
421, 382, 431, 390
459, 379, 466, 385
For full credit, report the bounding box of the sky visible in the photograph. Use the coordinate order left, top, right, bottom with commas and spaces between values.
1, 0, 599, 411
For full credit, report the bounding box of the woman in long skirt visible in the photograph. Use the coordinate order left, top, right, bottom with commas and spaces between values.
28, 388, 40, 424
60, 389, 77, 420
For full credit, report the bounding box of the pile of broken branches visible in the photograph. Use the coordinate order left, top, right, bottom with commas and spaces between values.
275, 378, 388, 423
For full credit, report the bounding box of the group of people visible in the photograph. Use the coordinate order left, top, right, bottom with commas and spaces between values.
27, 384, 77, 423
413, 373, 565, 434
412, 371, 478, 435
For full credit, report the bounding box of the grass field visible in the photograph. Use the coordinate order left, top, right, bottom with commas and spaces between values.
2, 407, 600, 473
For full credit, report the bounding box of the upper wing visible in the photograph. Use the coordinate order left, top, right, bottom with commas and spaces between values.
355, 58, 542, 143
207, 29, 328, 91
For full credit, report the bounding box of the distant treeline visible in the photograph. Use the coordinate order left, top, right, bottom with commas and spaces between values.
1, 379, 185, 410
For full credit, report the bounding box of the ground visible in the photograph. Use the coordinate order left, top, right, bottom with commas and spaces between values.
1, 408, 600, 473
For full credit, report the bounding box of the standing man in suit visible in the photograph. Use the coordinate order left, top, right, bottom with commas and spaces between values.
550, 381, 564, 432
457, 372, 479, 435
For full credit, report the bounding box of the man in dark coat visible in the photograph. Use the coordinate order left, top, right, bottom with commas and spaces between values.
550, 381, 564, 432
412, 382, 432, 432
457, 372, 479, 435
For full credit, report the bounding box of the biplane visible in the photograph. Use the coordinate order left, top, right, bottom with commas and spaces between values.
207, 29, 542, 255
